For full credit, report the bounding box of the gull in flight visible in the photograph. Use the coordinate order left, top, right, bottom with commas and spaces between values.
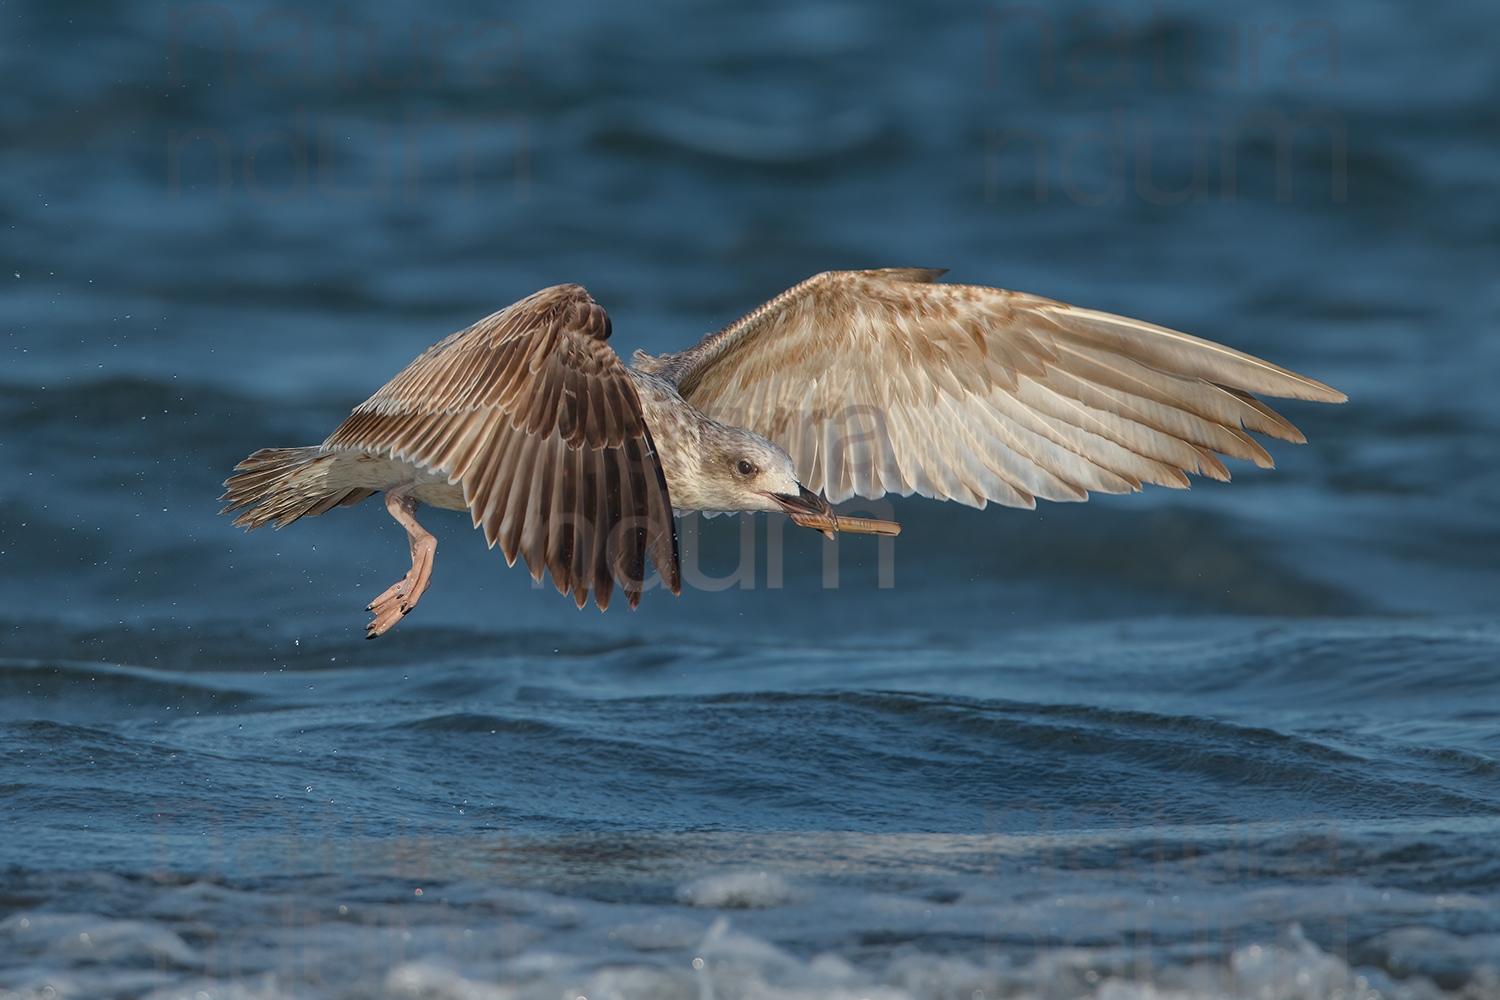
221, 268, 1345, 637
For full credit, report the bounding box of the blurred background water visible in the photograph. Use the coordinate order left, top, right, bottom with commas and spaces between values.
3, 0, 1499, 997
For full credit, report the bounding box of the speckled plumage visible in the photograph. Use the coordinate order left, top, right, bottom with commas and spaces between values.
222, 268, 1344, 635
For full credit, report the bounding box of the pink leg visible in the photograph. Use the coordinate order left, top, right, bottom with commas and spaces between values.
365, 487, 437, 639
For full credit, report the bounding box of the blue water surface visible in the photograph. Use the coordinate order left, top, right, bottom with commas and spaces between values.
3, 1, 1499, 997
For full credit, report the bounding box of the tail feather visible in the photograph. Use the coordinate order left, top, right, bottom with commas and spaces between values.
220, 447, 374, 529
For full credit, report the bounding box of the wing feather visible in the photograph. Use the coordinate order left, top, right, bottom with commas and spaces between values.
496, 425, 540, 564
659, 269, 1342, 508
322, 284, 679, 608
520, 433, 554, 580
589, 445, 614, 610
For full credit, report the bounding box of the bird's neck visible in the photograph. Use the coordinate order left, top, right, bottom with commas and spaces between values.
629, 370, 731, 514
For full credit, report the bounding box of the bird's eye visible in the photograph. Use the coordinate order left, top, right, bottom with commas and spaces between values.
737, 459, 757, 476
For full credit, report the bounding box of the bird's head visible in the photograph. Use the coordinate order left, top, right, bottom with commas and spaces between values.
693, 425, 832, 523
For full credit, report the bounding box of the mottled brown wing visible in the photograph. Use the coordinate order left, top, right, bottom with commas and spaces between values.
324, 284, 680, 609
651, 268, 1344, 508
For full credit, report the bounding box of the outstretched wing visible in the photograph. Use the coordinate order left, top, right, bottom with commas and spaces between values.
324, 284, 680, 609
649, 268, 1344, 508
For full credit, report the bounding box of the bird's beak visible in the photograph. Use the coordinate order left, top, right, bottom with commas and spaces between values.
769, 487, 838, 539
766, 487, 903, 540
770, 486, 833, 520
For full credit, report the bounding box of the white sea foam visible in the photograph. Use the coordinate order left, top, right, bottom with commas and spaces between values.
677, 870, 800, 908
0, 892, 1482, 1000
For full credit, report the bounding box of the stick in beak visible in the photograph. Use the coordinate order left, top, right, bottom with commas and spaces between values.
770, 487, 902, 539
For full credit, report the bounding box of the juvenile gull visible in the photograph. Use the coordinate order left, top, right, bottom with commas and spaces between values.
221, 268, 1345, 637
